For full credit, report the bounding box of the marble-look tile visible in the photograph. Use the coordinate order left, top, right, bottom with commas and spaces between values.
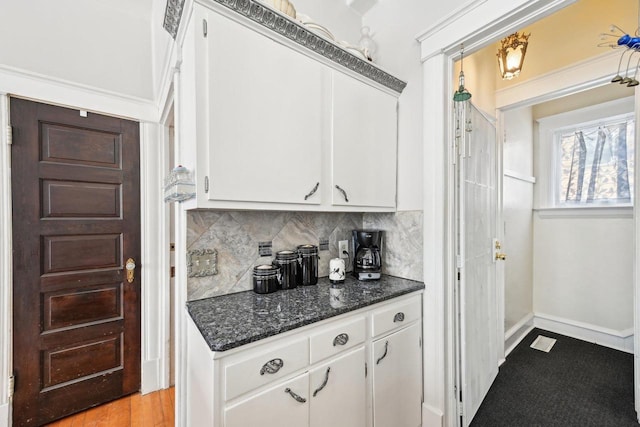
187, 210, 224, 248
229, 211, 293, 242
364, 211, 423, 282
271, 216, 318, 254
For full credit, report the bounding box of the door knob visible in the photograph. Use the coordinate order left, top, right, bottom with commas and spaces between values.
492, 239, 506, 262
125, 258, 136, 283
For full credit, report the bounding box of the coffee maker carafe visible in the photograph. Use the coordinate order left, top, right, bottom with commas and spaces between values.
352, 230, 383, 280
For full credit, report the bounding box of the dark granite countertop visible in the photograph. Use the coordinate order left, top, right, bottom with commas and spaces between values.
186, 275, 425, 352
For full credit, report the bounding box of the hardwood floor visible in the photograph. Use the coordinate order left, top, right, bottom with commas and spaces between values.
46, 387, 175, 427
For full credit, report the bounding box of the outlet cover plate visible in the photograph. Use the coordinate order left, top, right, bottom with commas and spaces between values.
339, 240, 349, 258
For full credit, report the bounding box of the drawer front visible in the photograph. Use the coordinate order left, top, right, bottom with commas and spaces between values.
309, 316, 366, 364
225, 338, 309, 401
372, 296, 421, 338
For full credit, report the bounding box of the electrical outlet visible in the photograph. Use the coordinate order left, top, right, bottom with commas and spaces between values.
339, 240, 349, 259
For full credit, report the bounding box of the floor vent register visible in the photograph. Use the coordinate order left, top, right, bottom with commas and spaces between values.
530, 335, 557, 353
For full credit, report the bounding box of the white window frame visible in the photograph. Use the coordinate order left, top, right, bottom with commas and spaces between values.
536, 96, 635, 218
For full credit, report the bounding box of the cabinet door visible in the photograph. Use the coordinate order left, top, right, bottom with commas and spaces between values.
206, 12, 325, 204
372, 323, 422, 427
225, 373, 309, 427
310, 347, 366, 427
332, 72, 398, 208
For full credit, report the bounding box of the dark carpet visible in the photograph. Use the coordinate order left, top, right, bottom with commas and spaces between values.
470, 328, 637, 427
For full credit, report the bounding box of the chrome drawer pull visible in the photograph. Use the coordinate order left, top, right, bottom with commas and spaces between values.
333, 333, 349, 347
393, 312, 405, 323
260, 358, 284, 375
284, 387, 307, 403
376, 341, 389, 365
313, 367, 331, 397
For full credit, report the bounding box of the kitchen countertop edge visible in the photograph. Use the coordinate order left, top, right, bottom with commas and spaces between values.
187, 275, 425, 352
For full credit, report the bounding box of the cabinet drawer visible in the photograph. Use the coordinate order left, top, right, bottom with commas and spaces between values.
225, 338, 309, 400
310, 316, 365, 364
372, 296, 421, 338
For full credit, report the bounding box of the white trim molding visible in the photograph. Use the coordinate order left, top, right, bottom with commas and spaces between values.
534, 313, 634, 354
0, 94, 13, 427
496, 50, 623, 110
504, 169, 536, 184
0, 64, 158, 122
504, 313, 535, 357
534, 206, 633, 219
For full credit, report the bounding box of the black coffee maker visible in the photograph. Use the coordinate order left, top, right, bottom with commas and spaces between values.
352, 230, 383, 281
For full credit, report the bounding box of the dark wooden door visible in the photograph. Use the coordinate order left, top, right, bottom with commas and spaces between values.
11, 98, 141, 426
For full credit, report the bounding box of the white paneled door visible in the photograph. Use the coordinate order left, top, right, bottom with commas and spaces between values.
454, 104, 500, 426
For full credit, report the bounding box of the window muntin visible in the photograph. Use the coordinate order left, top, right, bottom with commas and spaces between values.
556, 115, 634, 206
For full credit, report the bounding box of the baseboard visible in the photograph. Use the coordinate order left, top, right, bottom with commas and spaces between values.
0, 401, 9, 427
422, 402, 443, 427
534, 313, 634, 354
141, 358, 162, 395
505, 313, 535, 357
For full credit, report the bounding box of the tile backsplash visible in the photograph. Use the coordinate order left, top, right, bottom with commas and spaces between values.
187, 210, 423, 300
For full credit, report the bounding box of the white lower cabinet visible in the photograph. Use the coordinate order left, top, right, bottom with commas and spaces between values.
372, 322, 423, 427
185, 292, 423, 427
310, 347, 366, 427
225, 373, 309, 427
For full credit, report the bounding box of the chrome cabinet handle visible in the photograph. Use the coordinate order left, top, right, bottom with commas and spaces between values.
313, 367, 331, 397
376, 341, 389, 365
393, 312, 405, 323
284, 387, 307, 403
304, 182, 320, 200
260, 358, 284, 375
335, 185, 349, 202
333, 333, 349, 347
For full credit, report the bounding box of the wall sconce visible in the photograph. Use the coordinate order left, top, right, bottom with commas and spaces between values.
164, 165, 196, 203
497, 32, 530, 80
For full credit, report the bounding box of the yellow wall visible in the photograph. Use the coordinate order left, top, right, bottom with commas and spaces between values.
498, 0, 638, 90
456, 0, 638, 110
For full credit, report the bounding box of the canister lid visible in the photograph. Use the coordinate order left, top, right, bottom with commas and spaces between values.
275, 250, 298, 261
297, 244, 318, 255
253, 264, 279, 276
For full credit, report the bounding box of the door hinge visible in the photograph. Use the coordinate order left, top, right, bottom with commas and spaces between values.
7, 126, 12, 145
204, 176, 209, 193
8, 374, 14, 398
365, 362, 368, 378
419, 336, 422, 348
458, 400, 464, 417
203, 19, 208, 37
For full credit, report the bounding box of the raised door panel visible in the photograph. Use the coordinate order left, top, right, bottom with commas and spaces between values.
332, 72, 397, 208
310, 347, 366, 427
206, 12, 324, 205
372, 322, 422, 427
225, 373, 309, 427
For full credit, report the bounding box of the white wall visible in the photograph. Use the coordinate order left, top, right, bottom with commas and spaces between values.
531, 95, 634, 334
363, 0, 466, 211
503, 107, 534, 332
0, 0, 155, 100
533, 215, 634, 331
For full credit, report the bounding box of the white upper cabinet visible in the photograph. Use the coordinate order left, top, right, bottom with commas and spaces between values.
204, 11, 324, 205
182, 3, 403, 212
331, 72, 398, 208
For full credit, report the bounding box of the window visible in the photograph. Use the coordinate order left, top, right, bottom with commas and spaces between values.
536, 96, 635, 213
556, 115, 634, 206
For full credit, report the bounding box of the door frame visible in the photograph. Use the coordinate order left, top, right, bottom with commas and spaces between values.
0, 69, 171, 426
417, 0, 579, 426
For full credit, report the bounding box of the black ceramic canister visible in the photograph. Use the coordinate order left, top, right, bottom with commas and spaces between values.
252, 264, 280, 294
296, 244, 318, 286
273, 250, 298, 290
